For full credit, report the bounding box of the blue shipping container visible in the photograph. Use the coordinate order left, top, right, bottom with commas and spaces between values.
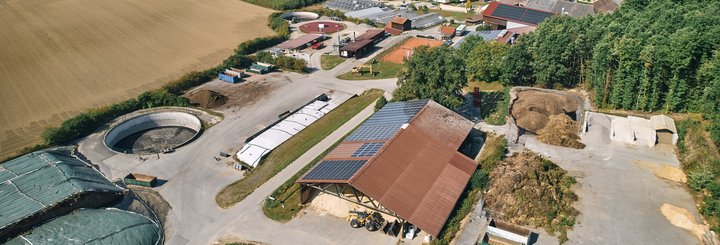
219, 73, 240, 83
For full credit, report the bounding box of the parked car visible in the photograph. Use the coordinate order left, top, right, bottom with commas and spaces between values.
161, 148, 174, 154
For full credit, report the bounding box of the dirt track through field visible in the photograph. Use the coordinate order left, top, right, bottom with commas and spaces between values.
0, 0, 275, 159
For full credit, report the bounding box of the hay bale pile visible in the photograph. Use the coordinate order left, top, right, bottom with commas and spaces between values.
536, 114, 585, 149
187, 90, 227, 109
485, 151, 579, 240
511, 91, 578, 133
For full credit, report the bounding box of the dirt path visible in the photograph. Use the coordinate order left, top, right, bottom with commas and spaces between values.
0, 0, 275, 159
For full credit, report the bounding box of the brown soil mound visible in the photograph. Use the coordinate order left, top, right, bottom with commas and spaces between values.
512, 91, 578, 133
537, 114, 585, 149
187, 90, 227, 108
485, 151, 579, 233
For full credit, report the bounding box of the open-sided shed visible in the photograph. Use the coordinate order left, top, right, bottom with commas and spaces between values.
296, 99, 477, 237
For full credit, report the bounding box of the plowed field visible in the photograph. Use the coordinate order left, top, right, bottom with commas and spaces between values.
0, 0, 275, 159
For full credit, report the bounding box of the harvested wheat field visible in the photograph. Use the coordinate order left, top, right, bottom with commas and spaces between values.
0, 0, 275, 159
380, 37, 445, 63
511, 90, 579, 133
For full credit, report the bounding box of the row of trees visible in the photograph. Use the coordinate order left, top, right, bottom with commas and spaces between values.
255, 51, 307, 72
240, 0, 324, 10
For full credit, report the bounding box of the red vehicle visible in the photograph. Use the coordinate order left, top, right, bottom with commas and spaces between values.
473, 86, 481, 107
311, 42, 324, 49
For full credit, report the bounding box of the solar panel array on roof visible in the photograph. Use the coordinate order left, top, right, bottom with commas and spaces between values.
351, 142, 385, 157
492, 4, 526, 21
344, 124, 403, 142
302, 160, 368, 180
344, 100, 428, 142
519, 10, 555, 25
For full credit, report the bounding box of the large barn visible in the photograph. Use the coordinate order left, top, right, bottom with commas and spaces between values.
296, 99, 478, 237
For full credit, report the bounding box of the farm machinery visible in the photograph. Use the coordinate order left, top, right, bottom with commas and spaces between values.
347, 210, 385, 231
351, 65, 375, 76
311, 40, 324, 49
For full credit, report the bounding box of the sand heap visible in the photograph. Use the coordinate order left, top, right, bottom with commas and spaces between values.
660, 203, 709, 242
512, 91, 578, 133
537, 114, 585, 149
485, 151, 579, 228
187, 90, 227, 108
631, 160, 687, 183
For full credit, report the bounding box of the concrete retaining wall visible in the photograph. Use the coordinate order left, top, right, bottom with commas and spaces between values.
104, 112, 202, 153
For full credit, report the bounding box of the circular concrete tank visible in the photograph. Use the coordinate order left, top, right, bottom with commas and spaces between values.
104, 112, 202, 154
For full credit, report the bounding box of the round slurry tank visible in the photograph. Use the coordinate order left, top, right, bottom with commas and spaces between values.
104, 112, 202, 154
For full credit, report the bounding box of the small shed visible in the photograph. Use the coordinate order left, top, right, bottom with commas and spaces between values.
124, 173, 158, 187
650, 115, 678, 145
339, 39, 375, 58
389, 16, 411, 32
440, 26, 456, 39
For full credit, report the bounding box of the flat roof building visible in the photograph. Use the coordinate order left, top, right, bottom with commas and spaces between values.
296, 99, 477, 237
340, 29, 386, 58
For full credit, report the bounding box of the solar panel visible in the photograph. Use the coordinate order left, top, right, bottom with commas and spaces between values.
491, 4, 526, 21
351, 142, 385, 157
519, 10, 555, 25
344, 124, 404, 142
302, 160, 367, 180
344, 99, 429, 142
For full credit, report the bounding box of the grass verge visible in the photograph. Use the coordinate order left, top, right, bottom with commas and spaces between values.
215, 89, 384, 208
676, 116, 720, 233
262, 119, 365, 221
477, 132, 508, 172
337, 61, 404, 80
479, 87, 510, 125
320, 55, 346, 70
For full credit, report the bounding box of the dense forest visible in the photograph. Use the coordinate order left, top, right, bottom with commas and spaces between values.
501, 0, 720, 121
